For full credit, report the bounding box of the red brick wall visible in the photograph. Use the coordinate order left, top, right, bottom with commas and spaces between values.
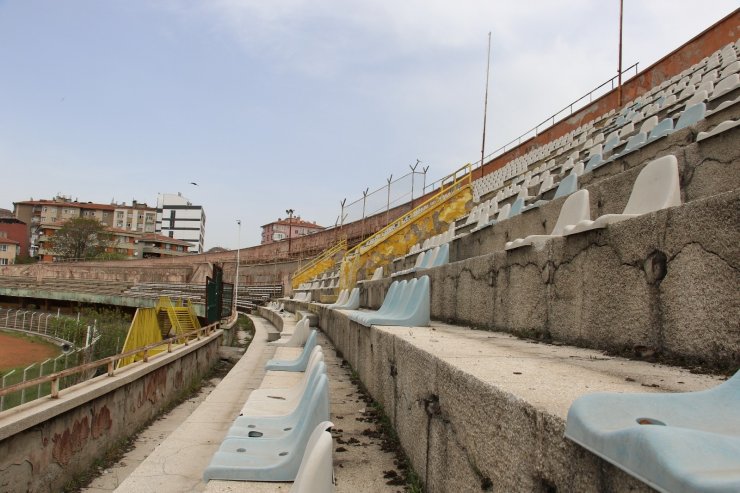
0, 221, 30, 257
477, 9, 739, 178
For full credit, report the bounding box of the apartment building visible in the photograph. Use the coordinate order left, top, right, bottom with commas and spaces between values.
155, 193, 206, 254
112, 200, 157, 233
0, 232, 20, 265
36, 225, 191, 262
13, 196, 159, 257
260, 216, 325, 244
13, 196, 115, 256
0, 218, 30, 258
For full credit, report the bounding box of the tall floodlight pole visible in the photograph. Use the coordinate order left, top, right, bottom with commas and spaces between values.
234, 219, 241, 314
618, 0, 624, 106
480, 31, 492, 179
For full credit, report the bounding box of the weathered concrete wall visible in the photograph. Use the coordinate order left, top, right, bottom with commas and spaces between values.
364, 189, 740, 371
0, 331, 222, 493
453, 123, 740, 264
310, 308, 653, 493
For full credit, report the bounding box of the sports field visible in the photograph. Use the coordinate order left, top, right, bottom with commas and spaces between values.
0, 330, 60, 371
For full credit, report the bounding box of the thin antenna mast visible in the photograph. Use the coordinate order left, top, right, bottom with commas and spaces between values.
618, 0, 624, 106
480, 31, 492, 179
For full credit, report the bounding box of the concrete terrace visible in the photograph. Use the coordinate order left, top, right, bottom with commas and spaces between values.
113, 314, 401, 493
0, 12, 738, 493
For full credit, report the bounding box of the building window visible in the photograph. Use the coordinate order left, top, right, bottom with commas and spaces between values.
168, 231, 174, 238
0, 245, 6, 252
0, 258, 7, 265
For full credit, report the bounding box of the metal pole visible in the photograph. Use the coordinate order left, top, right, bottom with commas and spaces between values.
285, 209, 294, 256
361, 189, 369, 239
235, 219, 241, 313
617, 0, 624, 106
410, 159, 420, 208
339, 200, 347, 240
480, 31, 492, 179
386, 174, 393, 224
422, 166, 430, 195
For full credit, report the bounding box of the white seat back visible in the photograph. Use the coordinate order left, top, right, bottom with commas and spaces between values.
623, 155, 681, 215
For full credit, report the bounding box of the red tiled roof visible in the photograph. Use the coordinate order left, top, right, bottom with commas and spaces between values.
261, 218, 325, 229
140, 233, 193, 247
15, 200, 116, 211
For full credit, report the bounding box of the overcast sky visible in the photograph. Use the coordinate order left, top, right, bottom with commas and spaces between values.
1, 1, 736, 249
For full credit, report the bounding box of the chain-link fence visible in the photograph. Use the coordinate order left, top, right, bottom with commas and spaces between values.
335, 168, 437, 229
0, 308, 100, 411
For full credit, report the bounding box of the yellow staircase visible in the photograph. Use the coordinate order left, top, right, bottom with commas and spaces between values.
117, 296, 201, 369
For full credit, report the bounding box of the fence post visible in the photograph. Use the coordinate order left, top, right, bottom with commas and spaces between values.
20, 363, 37, 404
37, 358, 52, 399
1, 369, 16, 411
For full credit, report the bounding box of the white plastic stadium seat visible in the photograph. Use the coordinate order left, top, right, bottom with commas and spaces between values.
564, 155, 681, 235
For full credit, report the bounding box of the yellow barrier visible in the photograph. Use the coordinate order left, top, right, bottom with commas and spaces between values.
117, 296, 201, 369
339, 164, 473, 289
290, 238, 347, 290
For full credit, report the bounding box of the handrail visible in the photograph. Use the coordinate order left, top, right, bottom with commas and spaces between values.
0, 322, 220, 401
347, 163, 472, 257
290, 238, 347, 284
473, 62, 640, 168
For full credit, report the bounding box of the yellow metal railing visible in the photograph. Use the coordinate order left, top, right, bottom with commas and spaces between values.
350, 163, 471, 256
291, 238, 347, 289
339, 163, 473, 288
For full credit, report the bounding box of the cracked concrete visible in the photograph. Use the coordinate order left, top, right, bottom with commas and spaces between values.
312, 305, 727, 493
363, 188, 740, 371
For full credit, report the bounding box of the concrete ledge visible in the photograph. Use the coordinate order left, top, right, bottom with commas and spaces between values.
365, 189, 740, 371
296, 310, 318, 326
0, 330, 222, 492
451, 126, 740, 264
116, 316, 277, 493
256, 306, 286, 341
315, 307, 725, 492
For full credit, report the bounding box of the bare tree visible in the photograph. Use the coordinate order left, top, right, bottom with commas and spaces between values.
48, 217, 112, 260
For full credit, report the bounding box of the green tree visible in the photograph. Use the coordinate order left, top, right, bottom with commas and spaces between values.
48, 217, 112, 260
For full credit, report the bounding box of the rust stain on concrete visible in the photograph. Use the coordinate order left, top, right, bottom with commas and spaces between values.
138, 367, 168, 407
52, 416, 90, 465
91, 405, 113, 439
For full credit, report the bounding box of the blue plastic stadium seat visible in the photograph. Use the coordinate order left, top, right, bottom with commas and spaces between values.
565, 372, 740, 493
583, 153, 604, 173
647, 118, 674, 142
618, 132, 648, 157
523, 172, 580, 212
203, 419, 334, 482
229, 372, 329, 440
289, 421, 334, 493
264, 330, 318, 372
349, 276, 430, 327
674, 102, 706, 131
506, 189, 590, 250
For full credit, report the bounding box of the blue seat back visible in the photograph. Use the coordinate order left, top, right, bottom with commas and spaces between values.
553, 173, 578, 199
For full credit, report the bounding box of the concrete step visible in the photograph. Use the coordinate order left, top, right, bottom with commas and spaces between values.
316, 305, 728, 492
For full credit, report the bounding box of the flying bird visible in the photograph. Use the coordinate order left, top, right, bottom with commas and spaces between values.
190, 182, 199, 186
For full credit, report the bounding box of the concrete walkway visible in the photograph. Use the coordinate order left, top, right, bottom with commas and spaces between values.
115, 314, 400, 493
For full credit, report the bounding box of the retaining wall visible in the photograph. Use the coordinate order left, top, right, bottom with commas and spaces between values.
0, 330, 222, 492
